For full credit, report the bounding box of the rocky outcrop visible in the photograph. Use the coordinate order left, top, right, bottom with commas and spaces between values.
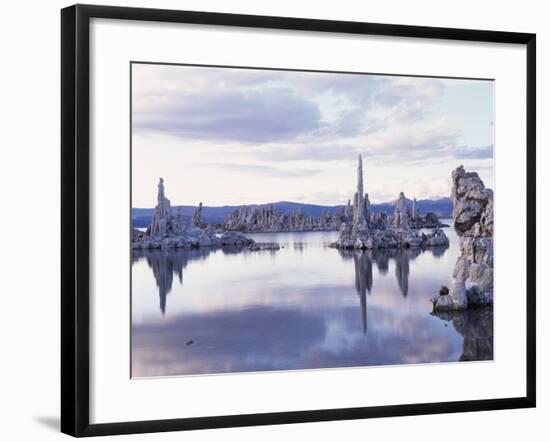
331, 155, 449, 250
222, 205, 346, 233
148, 178, 185, 237
132, 178, 255, 250
371, 212, 389, 230
421, 228, 450, 247
344, 199, 351, 219
432, 166, 493, 311
394, 192, 410, 229
389, 195, 449, 229
404, 195, 449, 229
191, 202, 203, 228
412, 198, 420, 220
410, 211, 449, 229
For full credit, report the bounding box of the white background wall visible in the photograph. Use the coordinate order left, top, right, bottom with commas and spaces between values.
0, 0, 546, 440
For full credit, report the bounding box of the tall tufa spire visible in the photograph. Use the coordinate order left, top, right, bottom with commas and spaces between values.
353, 155, 366, 227
412, 197, 419, 220
192, 202, 203, 228
150, 177, 172, 237
357, 154, 364, 200
157, 177, 165, 203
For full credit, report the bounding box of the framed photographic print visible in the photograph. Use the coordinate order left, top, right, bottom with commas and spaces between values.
61, 4, 536, 437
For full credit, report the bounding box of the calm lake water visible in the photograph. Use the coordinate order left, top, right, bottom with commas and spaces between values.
131, 221, 493, 377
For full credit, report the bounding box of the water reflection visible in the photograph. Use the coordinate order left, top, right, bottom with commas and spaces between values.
133, 246, 245, 314
134, 243, 450, 322
339, 247, 426, 300
131, 228, 493, 377
431, 308, 493, 361
353, 252, 372, 333
339, 247, 430, 333
431, 245, 448, 258
373, 250, 389, 274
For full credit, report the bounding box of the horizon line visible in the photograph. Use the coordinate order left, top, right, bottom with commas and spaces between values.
131, 195, 452, 210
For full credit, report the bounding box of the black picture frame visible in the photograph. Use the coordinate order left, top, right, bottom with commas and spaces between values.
61, 4, 536, 437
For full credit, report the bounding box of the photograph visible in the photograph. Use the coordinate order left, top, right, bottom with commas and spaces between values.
130, 62, 495, 378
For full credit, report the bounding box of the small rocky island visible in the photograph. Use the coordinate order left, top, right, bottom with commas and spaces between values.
221, 203, 445, 234
132, 178, 256, 250
330, 155, 449, 250
220, 171, 447, 234
432, 166, 494, 311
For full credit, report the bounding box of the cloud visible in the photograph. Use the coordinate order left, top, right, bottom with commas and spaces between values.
206, 163, 322, 178
131, 64, 494, 205
254, 143, 361, 162
132, 297, 466, 376
248, 121, 489, 167
133, 87, 322, 143
133, 65, 447, 145
453, 144, 493, 159
132, 306, 327, 376
374, 77, 445, 106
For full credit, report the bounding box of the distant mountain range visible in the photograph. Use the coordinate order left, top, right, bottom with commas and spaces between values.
131, 197, 452, 228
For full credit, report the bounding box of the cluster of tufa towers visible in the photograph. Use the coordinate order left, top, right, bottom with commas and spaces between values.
349, 154, 420, 233
148, 177, 203, 238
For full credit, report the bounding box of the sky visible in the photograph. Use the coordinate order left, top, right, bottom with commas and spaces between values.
132, 63, 494, 208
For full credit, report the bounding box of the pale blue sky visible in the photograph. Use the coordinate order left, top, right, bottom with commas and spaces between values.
132, 64, 494, 207
430, 81, 494, 147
